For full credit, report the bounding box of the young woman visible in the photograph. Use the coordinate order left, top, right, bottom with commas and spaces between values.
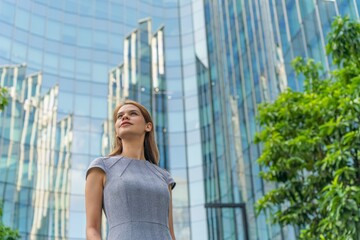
85, 100, 176, 240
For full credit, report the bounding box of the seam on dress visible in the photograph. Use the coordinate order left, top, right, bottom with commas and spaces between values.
109, 220, 169, 230
105, 156, 122, 169
145, 163, 167, 184
119, 157, 133, 178
147, 164, 176, 189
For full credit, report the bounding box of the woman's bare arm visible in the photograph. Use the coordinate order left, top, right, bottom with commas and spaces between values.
168, 185, 176, 240
85, 168, 105, 240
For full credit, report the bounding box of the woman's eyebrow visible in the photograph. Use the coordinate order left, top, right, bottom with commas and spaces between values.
117, 110, 139, 116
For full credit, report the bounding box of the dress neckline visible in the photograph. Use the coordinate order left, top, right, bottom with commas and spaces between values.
118, 155, 147, 162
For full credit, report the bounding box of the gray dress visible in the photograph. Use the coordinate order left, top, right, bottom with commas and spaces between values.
86, 156, 176, 240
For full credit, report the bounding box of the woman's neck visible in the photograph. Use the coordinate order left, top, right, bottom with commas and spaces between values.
121, 139, 146, 160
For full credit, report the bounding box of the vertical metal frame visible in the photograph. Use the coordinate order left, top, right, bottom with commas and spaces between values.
205, 203, 249, 240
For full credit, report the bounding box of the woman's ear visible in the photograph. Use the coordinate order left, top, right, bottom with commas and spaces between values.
145, 122, 152, 132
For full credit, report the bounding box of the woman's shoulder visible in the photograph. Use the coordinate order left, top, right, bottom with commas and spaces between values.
86, 157, 106, 179
87, 155, 123, 175
89, 155, 124, 168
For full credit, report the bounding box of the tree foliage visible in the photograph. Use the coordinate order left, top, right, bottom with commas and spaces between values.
255, 16, 360, 240
0, 87, 9, 111
0, 202, 20, 240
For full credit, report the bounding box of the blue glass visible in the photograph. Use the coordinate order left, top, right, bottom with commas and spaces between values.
286, 0, 301, 38
0, 1, 15, 24
15, 7, 29, 30
337, 0, 358, 19
46, 19, 62, 41
0, 35, 11, 58
292, 29, 306, 59
299, 0, 315, 17
90, 96, 107, 118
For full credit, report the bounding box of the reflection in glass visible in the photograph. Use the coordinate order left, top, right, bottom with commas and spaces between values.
0, 64, 73, 239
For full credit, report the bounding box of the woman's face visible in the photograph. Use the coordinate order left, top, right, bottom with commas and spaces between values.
115, 104, 152, 140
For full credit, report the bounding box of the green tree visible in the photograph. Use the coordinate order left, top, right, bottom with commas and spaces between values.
255, 16, 360, 240
0, 75, 18, 240
0, 202, 20, 240
0, 86, 9, 111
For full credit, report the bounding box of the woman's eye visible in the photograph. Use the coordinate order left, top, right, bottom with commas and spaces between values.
131, 112, 137, 115
117, 115, 122, 119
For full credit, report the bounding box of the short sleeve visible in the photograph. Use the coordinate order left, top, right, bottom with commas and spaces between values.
164, 169, 176, 190
86, 157, 106, 179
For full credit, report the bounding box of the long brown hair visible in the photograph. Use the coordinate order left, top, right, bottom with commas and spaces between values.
108, 100, 159, 165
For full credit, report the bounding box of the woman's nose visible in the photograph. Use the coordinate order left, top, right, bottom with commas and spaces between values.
121, 114, 129, 120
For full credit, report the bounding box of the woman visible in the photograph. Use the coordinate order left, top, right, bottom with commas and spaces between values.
85, 100, 176, 240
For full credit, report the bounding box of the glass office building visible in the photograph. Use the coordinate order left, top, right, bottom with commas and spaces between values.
0, 0, 358, 239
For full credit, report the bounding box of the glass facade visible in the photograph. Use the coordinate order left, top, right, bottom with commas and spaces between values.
0, 0, 358, 239
0, 64, 73, 239
201, 0, 358, 239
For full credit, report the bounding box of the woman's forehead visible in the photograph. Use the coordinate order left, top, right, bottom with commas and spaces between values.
117, 104, 141, 114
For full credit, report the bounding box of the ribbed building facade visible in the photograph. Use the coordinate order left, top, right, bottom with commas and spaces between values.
200, 0, 359, 239
0, 0, 358, 239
